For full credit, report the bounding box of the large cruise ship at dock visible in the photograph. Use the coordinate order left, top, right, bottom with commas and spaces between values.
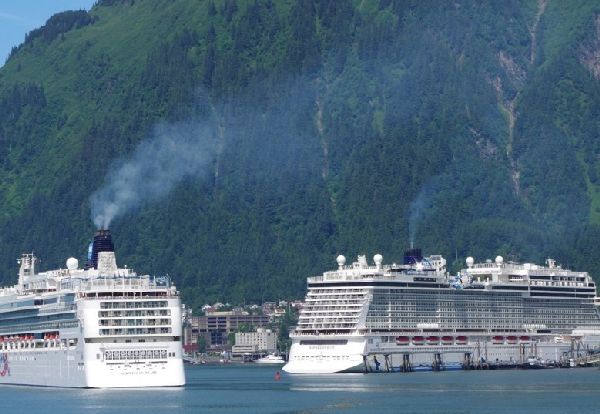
0, 230, 185, 387
283, 249, 600, 374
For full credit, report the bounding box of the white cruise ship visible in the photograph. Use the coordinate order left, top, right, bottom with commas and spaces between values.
283, 249, 600, 374
0, 230, 185, 387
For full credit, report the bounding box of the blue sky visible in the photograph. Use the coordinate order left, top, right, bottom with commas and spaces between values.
0, 0, 96, 66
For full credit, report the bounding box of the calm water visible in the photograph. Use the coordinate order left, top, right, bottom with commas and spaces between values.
2, 365, 600, 413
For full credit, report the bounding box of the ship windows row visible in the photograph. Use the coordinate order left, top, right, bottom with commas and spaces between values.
99, 318, 171, 327
364, 314, 599, 330
99, 327, 172, 336
297, 323, 356, 329
98, 309, 171, 317
100, 300, 168, 309
104, 349, 168, 360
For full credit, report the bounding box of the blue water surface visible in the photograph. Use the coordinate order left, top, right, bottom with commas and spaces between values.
2, 364, 600, 413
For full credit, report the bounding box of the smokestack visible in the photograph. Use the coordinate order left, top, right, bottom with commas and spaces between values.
86, 229, 115, 269
404, 248, 423, 265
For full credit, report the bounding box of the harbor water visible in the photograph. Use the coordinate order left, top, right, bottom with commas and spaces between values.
2, 364, 600, 413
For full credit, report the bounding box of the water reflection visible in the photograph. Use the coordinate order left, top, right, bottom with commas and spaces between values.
1, 365, 600, 413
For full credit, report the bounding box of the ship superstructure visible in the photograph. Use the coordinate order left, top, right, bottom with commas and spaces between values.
283, 250, 600, 374
0, 230, 185, 387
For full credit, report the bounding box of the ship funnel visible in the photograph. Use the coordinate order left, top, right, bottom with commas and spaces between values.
86, 229, 115, 270
403, 248, 423, 265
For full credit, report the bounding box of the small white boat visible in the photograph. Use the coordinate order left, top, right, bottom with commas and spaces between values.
254, 354, 285, 364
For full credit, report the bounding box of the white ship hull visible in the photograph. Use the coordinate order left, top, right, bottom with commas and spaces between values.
0, 302, 185, 387
284, 332, 600, 374
84, 342, 185, 388
254, 355, 285, 364
0, 347, 185, 387
0, 346, 85, 387
283, 336, 366, 374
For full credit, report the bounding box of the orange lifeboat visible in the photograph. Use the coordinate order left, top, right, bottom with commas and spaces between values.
492, 336, 504, 344
519, 335, 531, 342
507, 336, 518, 344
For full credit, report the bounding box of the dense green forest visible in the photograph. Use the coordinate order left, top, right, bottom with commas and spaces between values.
1, 0, 600, 310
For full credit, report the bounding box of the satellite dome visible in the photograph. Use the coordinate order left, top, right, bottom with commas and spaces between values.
66, 257, 79, 270
373, 254, 383, 266
336, 255, 346, 268
466, 257, 474, 267
495, 256, 504, 265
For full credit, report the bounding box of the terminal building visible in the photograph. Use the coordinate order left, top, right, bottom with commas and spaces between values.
232, 328, 277, 354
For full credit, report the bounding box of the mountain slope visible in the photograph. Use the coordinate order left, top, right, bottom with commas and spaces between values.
1, 0, 600, 308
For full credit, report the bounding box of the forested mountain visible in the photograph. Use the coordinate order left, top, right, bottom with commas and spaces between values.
1, 0, 600, 309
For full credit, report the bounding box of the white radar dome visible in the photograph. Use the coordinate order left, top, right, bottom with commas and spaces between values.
66, 257, 79, 270
373, 254, 383, 266
495, 256, 504, 265
336, 255, 346, 268
466, 257, 474, 267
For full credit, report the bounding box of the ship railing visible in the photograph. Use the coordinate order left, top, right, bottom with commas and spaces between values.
290, 330, 356, 336
99, 320, 171, 327
0, 287, 18, 296
62, 275, 173, 291
470, 262, 587, 277
0, 320, 79, 335
310, 271, 429, 283
37, 304, 77, 314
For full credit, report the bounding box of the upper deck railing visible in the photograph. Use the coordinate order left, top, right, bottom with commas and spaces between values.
470, 262, 586, 275
308, 267, 444, 283
65, 276, 178, 297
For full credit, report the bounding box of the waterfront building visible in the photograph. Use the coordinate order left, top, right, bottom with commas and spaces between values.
232, 328, 277, 354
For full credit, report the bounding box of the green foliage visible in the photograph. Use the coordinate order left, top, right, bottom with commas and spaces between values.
1, 0, 600, 310
197, 336, 207, 353
276, 307, 298, 352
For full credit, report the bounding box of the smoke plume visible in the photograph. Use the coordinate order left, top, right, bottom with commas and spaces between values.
90, 119, 216, 229
408, 176, 441, 246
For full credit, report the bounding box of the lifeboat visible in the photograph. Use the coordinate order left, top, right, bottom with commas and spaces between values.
441, 336, 454, 345
519, 335, 531, 342
396, 336, 410, 345
492, 336, 504, 344
412, 336, 425, 345
507, 336, 518, 344
455, 336, 468, 345
426, 336, 440, 345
